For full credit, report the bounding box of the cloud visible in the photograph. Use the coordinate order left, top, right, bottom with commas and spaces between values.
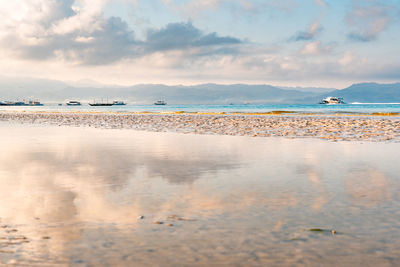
346, 5, 391, 42
0, 0, 398, 87
161, 0, 297, 18
237, 0, 297, 14
0, 0, 130, 64
183, 0, 223, 10
300, 41, 333, 55
145, 22, 241, 52
291, 21, 322, 41
0, 0, 243, 65
6, 15, 138, 65
338, 51, 357, 66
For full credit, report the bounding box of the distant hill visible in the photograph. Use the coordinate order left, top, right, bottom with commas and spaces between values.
319, 83, 400, 103
0, 77, 318, 104
277, 86, 335, 93
121, 84, 317, 104
1, 76, 399, 104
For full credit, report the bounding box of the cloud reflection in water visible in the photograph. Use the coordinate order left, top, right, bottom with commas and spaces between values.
0, 125, 400, 266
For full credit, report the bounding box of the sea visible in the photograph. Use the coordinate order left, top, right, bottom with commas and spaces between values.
1, 103, 400, 115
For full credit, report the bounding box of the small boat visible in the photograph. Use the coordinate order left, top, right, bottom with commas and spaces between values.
113, 101, 126, 105
154, 100, 167, 105
27, 100, 43, 106
89, 103, 113, 106
0, 100, 43, 106
0, 101, 20, 106
319, 97, 345, 104
66, 100, 81, 106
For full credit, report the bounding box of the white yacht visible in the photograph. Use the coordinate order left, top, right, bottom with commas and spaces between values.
66, 100, 81, 106
319, 97, 345, 104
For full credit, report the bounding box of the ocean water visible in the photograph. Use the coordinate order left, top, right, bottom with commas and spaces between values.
1, 103, 400, 114
1, 123, 400, 266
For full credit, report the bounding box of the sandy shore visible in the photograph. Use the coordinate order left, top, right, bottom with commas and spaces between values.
1, 111, 399, 142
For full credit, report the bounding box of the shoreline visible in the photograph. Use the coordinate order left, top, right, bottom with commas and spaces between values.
0, 108, 399, 117
1, 111, 399, 142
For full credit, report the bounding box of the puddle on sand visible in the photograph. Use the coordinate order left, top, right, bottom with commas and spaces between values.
0, 123, 400, 266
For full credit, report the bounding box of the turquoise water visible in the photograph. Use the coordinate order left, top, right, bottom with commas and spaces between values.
1, 103, 400, 114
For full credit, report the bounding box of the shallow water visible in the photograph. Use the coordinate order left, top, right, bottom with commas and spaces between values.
1, 103, 400, 115
0, 123, 400, 266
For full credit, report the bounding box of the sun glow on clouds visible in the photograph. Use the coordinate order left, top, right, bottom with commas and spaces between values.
0, 0, 399, 87
0, 1, 30, 21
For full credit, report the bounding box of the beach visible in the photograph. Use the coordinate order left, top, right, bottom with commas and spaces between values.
1, 112, 400, 266
0, 111, 400, 142
3, 0, 400, 265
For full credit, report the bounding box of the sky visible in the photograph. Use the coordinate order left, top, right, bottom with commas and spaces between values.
0, 0, 399, 88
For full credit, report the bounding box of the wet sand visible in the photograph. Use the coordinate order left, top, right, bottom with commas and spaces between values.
1, 117, 400, 266
0, 111, 400, 142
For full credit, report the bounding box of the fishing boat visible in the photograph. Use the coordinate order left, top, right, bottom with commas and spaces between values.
89, 103, 113, 106
89, 99, 113, 106
113, 101, 126, 105
66, 100, 81, 106
154, 100, 167, 105
319, 97, 345, 104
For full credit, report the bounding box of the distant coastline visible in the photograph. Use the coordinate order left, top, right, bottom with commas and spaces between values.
1, 78, 400, 104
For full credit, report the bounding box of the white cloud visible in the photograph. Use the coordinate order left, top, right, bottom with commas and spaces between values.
51, 0, 108, 35
75, 36, 95, 43
301, 41, 333, 55
0, 0, 398, 87
0, 0, 243, 65
339, 51, 356, 66
346, 5, 391, 42
187, 0, 222, 9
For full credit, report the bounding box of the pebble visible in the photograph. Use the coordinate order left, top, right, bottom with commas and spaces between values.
0, 112, 399, 142
167, 215, 195, 221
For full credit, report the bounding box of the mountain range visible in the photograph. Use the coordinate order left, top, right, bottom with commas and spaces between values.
0, 76, 399, 104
